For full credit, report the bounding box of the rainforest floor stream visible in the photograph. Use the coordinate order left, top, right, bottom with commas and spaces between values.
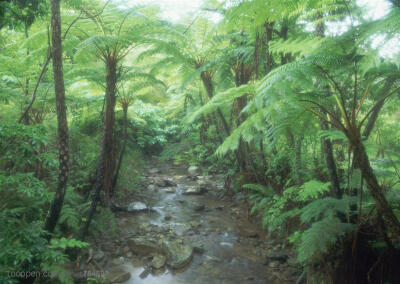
71, 158, 302, 284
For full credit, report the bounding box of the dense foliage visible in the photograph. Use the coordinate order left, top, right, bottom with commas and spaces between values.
1, 0, 400, 283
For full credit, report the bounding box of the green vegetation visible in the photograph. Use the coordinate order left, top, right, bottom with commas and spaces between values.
1, 0, 400, 283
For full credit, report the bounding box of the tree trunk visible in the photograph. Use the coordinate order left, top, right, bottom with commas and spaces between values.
77, 161, 103, 240
200, 71, 230, 136
315, 15, 342, 198
76, 54, 117, 239
321, 121, 342, 198
350, 133, 400, 236
43, 0, 69, 238
103, 54, 118, 207
111, 103, 128, 196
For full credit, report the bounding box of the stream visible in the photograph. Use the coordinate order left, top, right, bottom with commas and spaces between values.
83, 160, 301, 284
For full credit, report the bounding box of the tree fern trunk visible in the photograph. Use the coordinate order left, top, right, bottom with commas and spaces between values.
44, 0, 69, 238
200, 71, 230, 136
103, 54, 117, 207
111, 103, 128, 197
350, 133, 400, 236
321, 121, 342, 198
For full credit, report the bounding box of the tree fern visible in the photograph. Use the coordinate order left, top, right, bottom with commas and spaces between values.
297, 216, 355, 263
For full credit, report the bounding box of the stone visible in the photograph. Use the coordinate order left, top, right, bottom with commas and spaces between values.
107, 270, 131, 283
220, 242, 233, 247
268, 261, 280, 268
188, 166, 201, 176
148, 168, 159, 174
161, 240, 193, 269
122, 246, 130, 254
194, 204, 205, 212
163, 187, 176, 193
139, 267, 151, 279
190, 220, 201, 228
163, 178, 177, 187
267, 249, 289, 263
112, 257, 124, 266
127, 202, 148, 212
164, 215, 172, 221
192, 243, 205, 254
93, 250, 105, 261
182, 186, 207, 195
128, 238, 161, 255
126, 252, 133, 258
238, 229, 259, 238
151, 254, 166, 269
147, 184, 156, 191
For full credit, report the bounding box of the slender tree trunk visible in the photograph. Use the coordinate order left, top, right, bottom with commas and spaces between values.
111, 103, 128, 196
44, 0, 69, 238
321, 121, 342, 198
315, 15, 342, 198
200, 71, 230, 136
350, 132, 400, 235
77, 54, 117, 239
77, 160, 104, 240
103, 54, 118, 207
294, 134, 304, 184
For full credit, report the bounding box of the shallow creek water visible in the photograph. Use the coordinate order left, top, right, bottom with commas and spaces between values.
103, 162, 287, 284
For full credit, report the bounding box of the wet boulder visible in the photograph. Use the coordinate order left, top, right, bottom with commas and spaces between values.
148, 168, 159, 174
163, 178, 177, 187
107, 269, 131, 283
182, 186, 207, 195
128, 238, 161, 256
161, 240, 193, 269
162, 187, 176, 193
151, 254, 166, 269
188, 166, 201, 176
266, 249, 290, 264
127, 202, 148, 212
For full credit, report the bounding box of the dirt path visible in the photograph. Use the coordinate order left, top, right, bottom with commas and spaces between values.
88, 161, 301, 284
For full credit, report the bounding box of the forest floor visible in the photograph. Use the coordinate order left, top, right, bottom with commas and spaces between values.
73, 158, 302, 284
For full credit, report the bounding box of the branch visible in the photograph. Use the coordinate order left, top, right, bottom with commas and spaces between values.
18, 11, 83, 124
359, 85, 400, 130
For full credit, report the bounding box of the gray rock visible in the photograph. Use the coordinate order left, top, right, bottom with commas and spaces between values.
107, 270, 131, 283
268, 261, 280, 268
182, 186, 207, 195
93, 250, 105, 261
151, 254, 166, 269
112, 256, 124, 266
139, 267, 151, 279
161, 240, 193, 269
266, 249, 289, 263
188, 166, 201, 176
163, 178, 177, 187
190, 220, 201, 228
148, 168, 159, 174
127, 202, 148, 212
194, 204, 205, 212
163, 187, 176, 193
128, 238, 161, 255
192, 243, 205, 254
